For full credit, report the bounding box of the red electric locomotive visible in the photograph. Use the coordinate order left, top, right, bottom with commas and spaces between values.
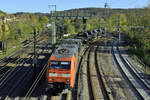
46, 41, 81, 90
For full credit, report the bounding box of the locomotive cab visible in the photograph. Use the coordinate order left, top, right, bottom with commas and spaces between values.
48, 61, 71, 88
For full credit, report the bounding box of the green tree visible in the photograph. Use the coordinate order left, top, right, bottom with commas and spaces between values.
73, 19, 83, 33
86, 23, 91, 30
62, 18, 75, 34
0, 25, 2, 40
39, 16, 49, 22
119, 14, 128, 31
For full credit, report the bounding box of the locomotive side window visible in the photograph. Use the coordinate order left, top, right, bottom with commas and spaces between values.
50, 61, 71, 70
51, 61, 58, 65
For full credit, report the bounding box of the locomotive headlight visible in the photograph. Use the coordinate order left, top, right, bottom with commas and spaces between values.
49, 79, 53, 81
66, 79, 70, 82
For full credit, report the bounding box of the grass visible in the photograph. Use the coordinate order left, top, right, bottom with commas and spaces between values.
0, 43, 24, 60
0, 32, 34, 60
126, 46, 150, 75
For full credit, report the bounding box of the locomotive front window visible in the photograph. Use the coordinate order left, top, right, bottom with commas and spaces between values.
50, 61, 71, 70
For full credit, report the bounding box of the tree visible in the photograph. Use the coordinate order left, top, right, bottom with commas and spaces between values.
73, 19, 83, 33
86, 17, 99, 30
39, 16, 49, 23
86, 23, 91, 30
5, 24, 10, 39
62, 18, 75, 34
0, 25, 2, 40
119, 14, 128, 31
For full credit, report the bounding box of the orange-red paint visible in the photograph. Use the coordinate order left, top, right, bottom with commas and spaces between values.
46, 52, 78, 88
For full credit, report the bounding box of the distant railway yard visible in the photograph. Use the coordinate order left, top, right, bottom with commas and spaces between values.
0, 29, 150, 100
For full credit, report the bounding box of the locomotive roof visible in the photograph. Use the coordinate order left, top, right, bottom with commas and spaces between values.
51, 44, 78, 58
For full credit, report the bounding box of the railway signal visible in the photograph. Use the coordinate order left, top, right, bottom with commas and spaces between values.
83, 18, 87, 24
1, 16, 7, 53
33, 28, 37, 77
118, 27, 121, 43
18, 29, 22, 36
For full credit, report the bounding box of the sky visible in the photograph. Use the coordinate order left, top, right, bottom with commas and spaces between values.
0, 0, 149, 13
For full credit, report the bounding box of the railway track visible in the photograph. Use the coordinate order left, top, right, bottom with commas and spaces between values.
0, 57, 32, 88
3, 34, 149, 100
1, 45, 49, 98
23, 44, 55, 100
0, 32, 49, 66
112, 43, 150, 100
0, 33, 50, 83
95, 46, 112, 100
87, 47, 95, 100
86, 45, 110, 100
75, 38, 113, 100
74, 45, 90, 100
50, 91, 71, 100
76, 44, 108, 99
0, 32, 43, 63
117, 47, 150, 90
0, 35, 52, 99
